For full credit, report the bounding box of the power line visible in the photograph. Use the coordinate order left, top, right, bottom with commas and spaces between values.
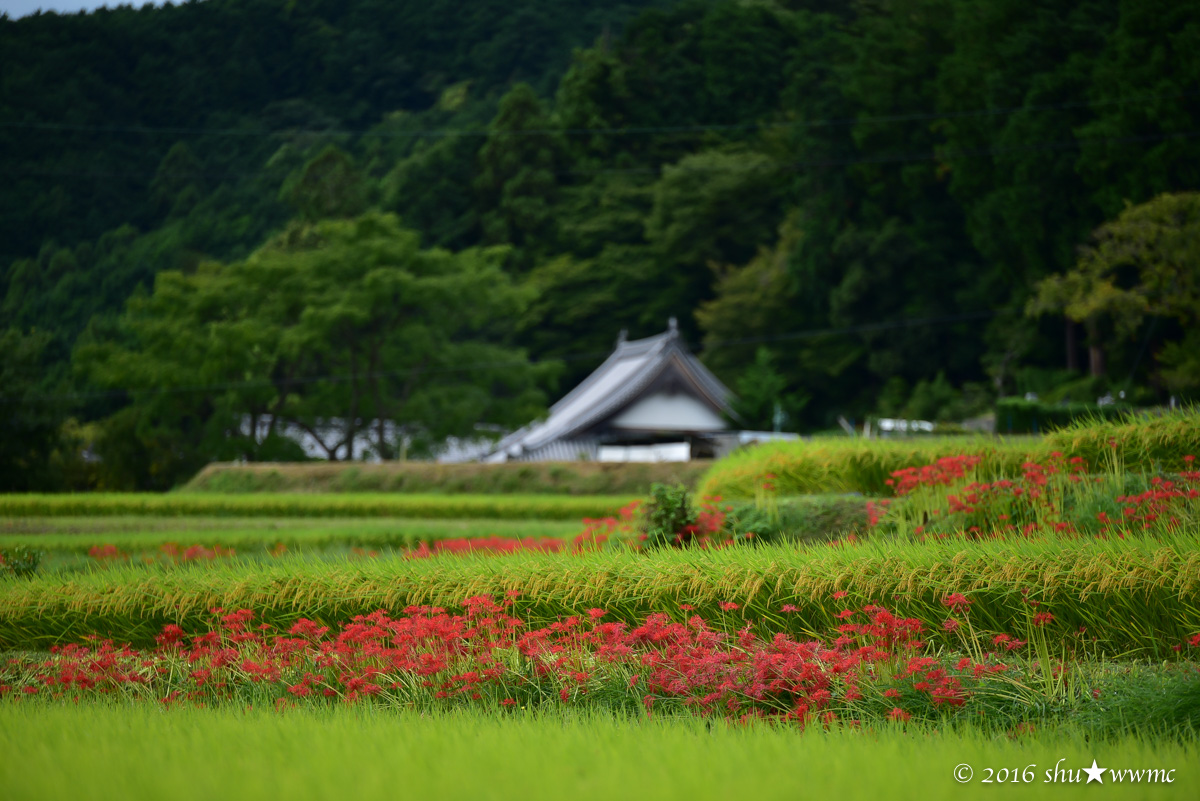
702, 310, 1000, 349
4, 129, 1197, 184
0, 90, 1193, 141
4, 309, 1004, 404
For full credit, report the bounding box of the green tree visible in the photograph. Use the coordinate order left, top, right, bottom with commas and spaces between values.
645, 148, 785, 335
0, 328, 65, 491
280, 145, 370, 222
475, 83, 563, 265
77, 213, 556, 486
729, 347, 809, 432
382, 134, 482, 250
1027, 192, 1200, 382
694, 212, 856, 429
150, 141, 206, 217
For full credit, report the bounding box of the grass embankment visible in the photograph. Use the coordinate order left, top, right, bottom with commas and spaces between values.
0, 493, 634, 520
185, 460, 711, 494
3, 535, 1197, 655
700, 411, 1200, 498
0, 517, 583, 554
0, 704, 1193, 801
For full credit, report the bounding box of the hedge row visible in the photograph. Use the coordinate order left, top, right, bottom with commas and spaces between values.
184, 461, 710, 495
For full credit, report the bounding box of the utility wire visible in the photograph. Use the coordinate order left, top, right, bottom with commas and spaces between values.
4, 130, 1197, 183
1, 90, 1194, 140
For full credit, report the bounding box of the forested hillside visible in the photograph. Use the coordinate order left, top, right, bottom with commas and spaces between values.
3, 0, 1199, 490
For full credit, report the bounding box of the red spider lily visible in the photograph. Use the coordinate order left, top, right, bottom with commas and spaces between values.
886, 455, 982, 496
0, 596, 1114, 732
88, 544, 127, 562
942, 594, 972, 612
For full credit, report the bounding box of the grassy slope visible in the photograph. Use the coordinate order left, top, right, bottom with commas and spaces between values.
3, 534, 1197, 654
0, 704, 1193, 801
700, 412, 1200, 498
185, 460, 710, 494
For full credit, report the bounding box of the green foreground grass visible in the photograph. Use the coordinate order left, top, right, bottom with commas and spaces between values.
0, 703, 1193, 801
0, 492, 635, 520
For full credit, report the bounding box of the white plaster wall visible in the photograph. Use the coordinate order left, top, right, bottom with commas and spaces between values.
609, 393, 726, 432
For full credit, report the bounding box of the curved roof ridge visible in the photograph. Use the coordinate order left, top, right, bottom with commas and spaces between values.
547, 330, 672, 413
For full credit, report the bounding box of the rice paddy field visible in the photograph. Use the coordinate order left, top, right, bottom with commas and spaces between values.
2, 704, 1196, 801
2, 411, 1198, 800
0, 492, 634, 519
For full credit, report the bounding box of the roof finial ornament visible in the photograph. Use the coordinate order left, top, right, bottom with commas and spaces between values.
616, 328, 628, 346
668, 316, 678, 336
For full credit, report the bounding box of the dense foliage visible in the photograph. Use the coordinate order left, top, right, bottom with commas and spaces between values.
3, 0, 1200, 488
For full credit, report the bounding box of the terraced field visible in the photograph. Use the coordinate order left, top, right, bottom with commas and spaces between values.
3, 412, 1198, 800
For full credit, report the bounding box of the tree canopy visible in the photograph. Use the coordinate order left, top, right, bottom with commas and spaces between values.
75, 213, 555, 487
3, 0, 1200, 488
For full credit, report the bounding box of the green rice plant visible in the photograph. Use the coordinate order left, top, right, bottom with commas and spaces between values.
870, 445, 1198, 545
0, 517, 583, 555
4, 595, 1197, 738
0, 493, 635, 520
700, 410, 1200, 499
1044, 411, 1200, 475
2, 704, 1196, 801
2, 533, 1197, 656
699, 437, 1035, 498
1074, 665, 1200, 738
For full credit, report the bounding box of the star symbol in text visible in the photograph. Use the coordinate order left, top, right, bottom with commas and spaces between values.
1083, 759, 1106, 784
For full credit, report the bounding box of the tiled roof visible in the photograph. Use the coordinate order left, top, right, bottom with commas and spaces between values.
486, 327, 732, 460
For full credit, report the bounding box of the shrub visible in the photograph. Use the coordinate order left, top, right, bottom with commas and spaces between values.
640, 484, 698, 549
0, 546, 41, 579
995, 398, 1131, 434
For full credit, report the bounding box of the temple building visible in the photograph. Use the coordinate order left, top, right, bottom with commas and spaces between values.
482, 320, 734, 462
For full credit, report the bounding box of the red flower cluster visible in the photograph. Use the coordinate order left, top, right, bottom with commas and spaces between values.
885, 455, 982, 496
2, 596, 1036, 727
160, 542, 237, 562
1116, 476, 1200, 530
874, 453, 1199, 541
89, 542, 238, 564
